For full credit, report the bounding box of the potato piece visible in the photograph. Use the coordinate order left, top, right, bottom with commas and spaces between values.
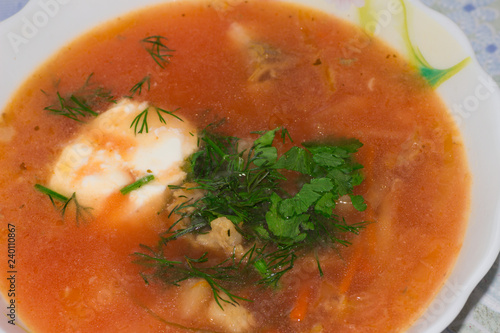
207, 298, 256, 333
196, 217, 245, 256
178, 279, 212, 319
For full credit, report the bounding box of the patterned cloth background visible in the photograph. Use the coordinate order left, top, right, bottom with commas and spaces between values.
1, 0, 500, 332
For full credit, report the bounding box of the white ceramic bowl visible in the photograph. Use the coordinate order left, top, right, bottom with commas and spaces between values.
1, 0, 500, 332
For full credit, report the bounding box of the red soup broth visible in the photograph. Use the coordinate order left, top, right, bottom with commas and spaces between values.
0, 0, 470, 332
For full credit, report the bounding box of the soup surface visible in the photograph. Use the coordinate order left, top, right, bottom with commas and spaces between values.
0, 0, 470, 332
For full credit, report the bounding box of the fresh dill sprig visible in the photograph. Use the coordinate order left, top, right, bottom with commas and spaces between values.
130, 107, 150, 134
251, 244, 297, 287
43, 73, 117, 122
63, 193, 92, 226
142, 35, 175, 68
126, 75, 151, 98
134, 243, 298, 309
34, 184, 92, 225
134, 246, 249, 308
157, 107, 183, 124
44, 92, 98, 122
130, 106, 182, 135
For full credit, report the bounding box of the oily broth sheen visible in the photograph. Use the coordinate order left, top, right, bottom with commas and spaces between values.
0, 1, 470, 332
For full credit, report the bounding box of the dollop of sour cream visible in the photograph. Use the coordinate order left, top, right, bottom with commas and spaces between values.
48, 99, 198, 219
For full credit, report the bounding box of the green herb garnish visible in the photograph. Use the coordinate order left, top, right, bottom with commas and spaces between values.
135, 127, 369, 307
142, 35, 175, 68
168, 127, 366, 244
44, 92, 98, 122
43, 73, 117, 122
34, 184, 92, 225
130, 106, 182, 135
135, 243, 296, 309
136, 247, 251, 308
34, 184, 69, 202
126, 75, 151, 98
120, 175, 155, 195
156, 107, 183, 124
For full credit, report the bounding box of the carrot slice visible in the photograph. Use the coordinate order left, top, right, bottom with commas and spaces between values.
290, 284, 312, 322
338, 243, 363, 295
